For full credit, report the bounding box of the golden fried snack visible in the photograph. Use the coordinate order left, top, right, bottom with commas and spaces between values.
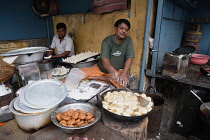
56, 113, 62, 121
75, 119, 81, 124
87, 118, 95, 123
61, 115, 71, 121
59, 120, 67, 126
68, 124, 75, 127
86, 112, 93, 120
77, 120, 85, 126
72, 112, 79, 119
67, 109, 75, 117
79, 113, 86, 120
67, 119, 76, 125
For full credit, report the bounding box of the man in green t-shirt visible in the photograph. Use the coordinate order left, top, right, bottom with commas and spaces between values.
81, 19, 135, 88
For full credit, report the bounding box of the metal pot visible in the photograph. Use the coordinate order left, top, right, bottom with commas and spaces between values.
200, 102, 210, 117
9, 98, 57, 132
39, 60, 53, 72
99, 88, 154, 121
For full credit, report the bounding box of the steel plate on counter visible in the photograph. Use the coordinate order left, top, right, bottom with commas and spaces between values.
19, 79, 68, 109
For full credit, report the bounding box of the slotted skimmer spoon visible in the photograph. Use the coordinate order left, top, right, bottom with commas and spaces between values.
190, 90, 210, 110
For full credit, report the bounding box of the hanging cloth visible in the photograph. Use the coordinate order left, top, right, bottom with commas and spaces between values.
92, 0, 131, 14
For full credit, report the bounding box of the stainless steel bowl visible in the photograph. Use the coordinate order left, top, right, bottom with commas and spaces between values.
51, 102, 101, 133
15, 51, 44, 64
39, 60, 53, 72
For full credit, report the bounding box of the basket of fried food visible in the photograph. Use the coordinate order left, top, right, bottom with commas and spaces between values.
0, 58, 15, 83
51, 103, 101, 133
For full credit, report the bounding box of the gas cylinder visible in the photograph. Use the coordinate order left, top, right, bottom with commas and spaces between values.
182, 24, 202, 51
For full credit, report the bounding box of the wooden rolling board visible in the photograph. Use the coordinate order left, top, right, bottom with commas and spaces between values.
101, 110, 148, 140
27, 122, 129, 140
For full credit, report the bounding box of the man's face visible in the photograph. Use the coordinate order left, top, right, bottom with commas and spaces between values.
114, 23, 129, 40
57, 27, 66, 38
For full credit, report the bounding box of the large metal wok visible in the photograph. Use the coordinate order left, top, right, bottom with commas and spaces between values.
98, 88, 154, 121
0, 47, 48, 64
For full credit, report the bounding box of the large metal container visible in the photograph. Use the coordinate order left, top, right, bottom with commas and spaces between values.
0, 47, 48, 64
9, 98, 57, 132
162, 52, 189, 80
15, 51, 44, 64
51, 103, 101, 134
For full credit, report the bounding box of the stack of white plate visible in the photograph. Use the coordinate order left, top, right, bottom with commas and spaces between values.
12, 79, 68, 114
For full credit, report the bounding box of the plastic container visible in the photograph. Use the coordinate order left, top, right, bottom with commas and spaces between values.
64, 68, 86, 91
190, 54, 210, 65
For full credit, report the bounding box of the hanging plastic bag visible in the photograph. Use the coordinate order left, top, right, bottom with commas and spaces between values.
64, 68, 86, 91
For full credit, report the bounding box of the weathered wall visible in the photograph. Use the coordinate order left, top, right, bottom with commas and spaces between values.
52, 0, 148, 82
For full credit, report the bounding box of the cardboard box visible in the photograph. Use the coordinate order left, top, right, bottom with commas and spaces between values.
0, 93, 15, 108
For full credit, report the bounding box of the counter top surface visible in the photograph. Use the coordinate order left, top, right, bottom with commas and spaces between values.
156, 64, 210, 89
0, 110, 148, 140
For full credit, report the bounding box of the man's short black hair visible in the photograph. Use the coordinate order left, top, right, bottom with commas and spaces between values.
114, 19, 130, 30
56, 22, 66, 30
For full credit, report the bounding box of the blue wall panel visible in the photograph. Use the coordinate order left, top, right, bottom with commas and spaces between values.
56, 0, 92, 15
173, 4, 182, 21
163, 0, 174, 19
0, 0, 92, 41
189, 0, 210, 55
198, 24, 210, 55
0, 0, 54, 41
157, 19, 185, 68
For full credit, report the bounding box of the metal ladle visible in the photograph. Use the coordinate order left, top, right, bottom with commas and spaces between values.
190, 90, 210, 110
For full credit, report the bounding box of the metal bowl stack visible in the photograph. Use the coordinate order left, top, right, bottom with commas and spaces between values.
51, 103, 101, 133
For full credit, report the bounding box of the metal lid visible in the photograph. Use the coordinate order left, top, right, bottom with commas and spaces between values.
0, 47, 48, 56
19, 79, 68, 109
13, 97, 54, 113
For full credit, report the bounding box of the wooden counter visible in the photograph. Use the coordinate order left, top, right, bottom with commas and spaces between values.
102, 110, 148, 140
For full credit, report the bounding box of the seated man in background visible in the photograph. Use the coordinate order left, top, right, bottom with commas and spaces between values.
47, 22, 75, 66
80, 19, 135, 88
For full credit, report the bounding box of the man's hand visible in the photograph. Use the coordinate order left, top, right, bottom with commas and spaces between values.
118, 73, 129, 87
110, 70, 119, 82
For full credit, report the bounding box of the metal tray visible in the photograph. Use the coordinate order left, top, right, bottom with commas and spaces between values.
19, 79, 68, 109
13, 97, 53, 113
67, 80, 110, 102
0, 47, 48, 56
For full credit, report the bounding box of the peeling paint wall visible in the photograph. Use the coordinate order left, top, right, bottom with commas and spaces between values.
52, 0, 148, 85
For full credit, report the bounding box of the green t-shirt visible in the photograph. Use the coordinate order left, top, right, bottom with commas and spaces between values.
97, 35, 135, 74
